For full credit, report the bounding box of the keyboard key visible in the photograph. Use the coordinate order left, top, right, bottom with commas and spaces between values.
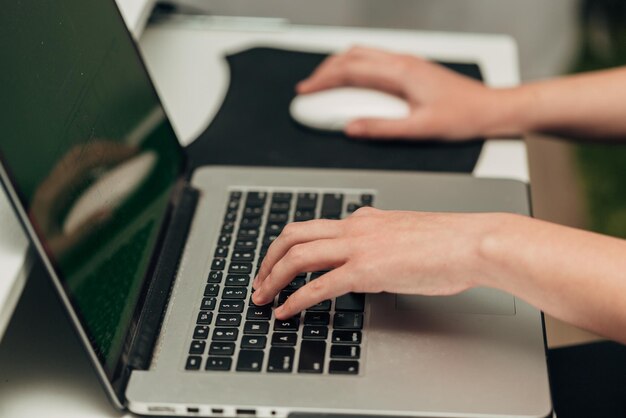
204, 284, 220, 297
277, 290, 294, 306
186, 356, 202, 370
232, 251, 255, 262
302, 326, 328, 340
229, 191, 242, 200
244, 321, 270, 335
189, 340, 206, 355
224, 210, 237, 222
249, 296, 273, 308
212, 328, 238, 341
304, 312, 330, 326
266, 223, 285, 235
333, 312, 363, 330
209, 342, 235, 356
268, 212, 288, 223
211, 258, 226, 271
222, 287, 247, 300
335, 293, 365, 312
331, 345, 360, 359
294, 210, 315, 222
285, 277, 306, 291
193, 326, 210, 340
307, 300, 332, 311
227, 200, 239, 211
267, 347, 295, 373
309, 271, 327, 280
206, 357, 232, 371
246, 306, 272, 320
329, 360, 359, 375
245, 192, 267, 208
273, 317, 300, 331
214, 246, 229, 258
272, 332, 297, 347
236, 350, 264, 372
298, 340, 326, 374
360, 194, 374, 206
225, 274, 250, 286
296, 193, 318, 211
243, 207, 263, 218
200, 297, 217, 311
229, 262, 253, 274
347, 203, 361, 213
216, 314, 242, 327
207, 271, 223, 284
321, 194, 343, 218
235, 240, 257, 251
221, 222, 235, 234
262, 234, 279, 247
271, 192, 292, 203
217, 234, 231, 246
241, 335, 267, 349
197, 311, 213, 325
269, 202, 290, 213
332, 330, 362, 345
219, 300, 245, 313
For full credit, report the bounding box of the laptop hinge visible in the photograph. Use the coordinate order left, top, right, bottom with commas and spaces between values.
125, 183, 199, 371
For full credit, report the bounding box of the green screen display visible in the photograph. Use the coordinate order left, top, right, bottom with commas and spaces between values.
0, 0, 184, 378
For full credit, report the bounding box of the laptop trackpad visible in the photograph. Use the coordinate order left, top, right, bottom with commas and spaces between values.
395, 288, 516, 316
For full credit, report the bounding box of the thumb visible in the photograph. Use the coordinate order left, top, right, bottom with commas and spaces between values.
345, 116, 422, 140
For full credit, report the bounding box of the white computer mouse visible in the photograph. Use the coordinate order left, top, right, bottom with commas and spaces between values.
290, 87, 410, 132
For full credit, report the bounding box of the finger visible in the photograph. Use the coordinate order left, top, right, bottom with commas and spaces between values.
345, 116, 423, 140
297, 59, 405, 96
274, 267, 354, 320
252, 239, 349, 306
254, 220, 342, 288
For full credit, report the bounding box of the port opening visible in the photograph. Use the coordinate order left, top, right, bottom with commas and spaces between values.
187, 407, 200, 414
236, 408, 257, 416
211, 408, 224, 414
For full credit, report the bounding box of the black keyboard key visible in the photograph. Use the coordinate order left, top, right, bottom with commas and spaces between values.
205, 284, 220, 297
216, 314, 242, 327
244, 321, 270, 335
193, 326, 210, 340
189, 340, 206, 355
347, 203, 361, 213
222, 287, 247, 300
335, 293, 365, 312
241, 335, 267, 349
321, 193, 343, 218
285, 277, 306, 291
272, 332, 297, 346
217, 234, 231, 246
241, 217, 261, 228
274, 317, 300, 331
271, 192, 292, 203
224, 210, 237, 222
214, 246, 229, 258
209, 342, 235, 356
333, 312, 363, 330
232, 251, 255, 262
308, 300, 332, 312
186, 356, 202, 370
296, 193, 318, 211
205, 357, 232, 371
265, 223, 285, 235
302, 326, 328, 340
219, 300, 245, 313
304, 312, 330, 326
229, 191, 242, 200
243, 207, 263, 218
277, 290, 294, 306
236, 350, 264, 372
200, 297, 217, 311
207, 271, 223, 284
229, 263, 252, 274
332, 330, 362, 344
225, 275, 250, 286
245, 192, 267, 208
298, 340, 326, 374
246, 306, 272, 320
329, 360, 359, 375
197, 311, 213, 325
227, 199, 239, 211
221, 222, 235, 234
249, 296, 273, 308
360, 194, 374, 206
263, 234, 279, 247
331, 345, 360, 359
235, 240, 257, 251
211, 258, 226, 271
212, 328, 238, 341
268, 212, 288, 223
267, 347, 295, 373
294, 210, 315, 222
269, 202, 290, 213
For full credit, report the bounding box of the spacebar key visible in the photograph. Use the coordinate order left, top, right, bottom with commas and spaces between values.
298, 340, 326, 374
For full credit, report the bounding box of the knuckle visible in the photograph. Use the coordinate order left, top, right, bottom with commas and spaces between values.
285, 244, 307, 263
280, 223, 299, 240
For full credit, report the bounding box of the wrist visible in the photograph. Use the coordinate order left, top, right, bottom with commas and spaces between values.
481, 85, 537, 138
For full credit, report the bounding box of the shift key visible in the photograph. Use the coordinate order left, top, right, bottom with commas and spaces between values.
298, 341, 326, 373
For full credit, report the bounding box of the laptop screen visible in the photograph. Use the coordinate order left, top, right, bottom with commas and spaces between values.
0, 0, 184, 385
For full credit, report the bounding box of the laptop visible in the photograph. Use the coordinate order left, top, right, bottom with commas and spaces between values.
0, 0, 551, 417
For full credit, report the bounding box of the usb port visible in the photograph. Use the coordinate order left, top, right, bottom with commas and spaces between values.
236, 409, 256, 416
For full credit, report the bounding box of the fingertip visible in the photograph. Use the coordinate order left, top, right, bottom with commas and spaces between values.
274, 305, 287, 320
345, 120, 367, 137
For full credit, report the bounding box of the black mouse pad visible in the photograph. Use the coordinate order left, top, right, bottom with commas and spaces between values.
187, 47, 484, 173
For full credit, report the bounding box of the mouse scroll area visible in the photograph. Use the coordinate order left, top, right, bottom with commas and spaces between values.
290, 87, 410, 132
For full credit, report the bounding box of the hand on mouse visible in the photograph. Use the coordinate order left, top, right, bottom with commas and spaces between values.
297, 46, 523, 141
252, 207, 507, 320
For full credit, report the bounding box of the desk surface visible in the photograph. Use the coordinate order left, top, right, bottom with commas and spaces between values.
0, 19, 524, 418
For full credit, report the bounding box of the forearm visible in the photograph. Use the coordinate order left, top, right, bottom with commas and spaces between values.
486, 67, 626, 140
479, 214, 626, 343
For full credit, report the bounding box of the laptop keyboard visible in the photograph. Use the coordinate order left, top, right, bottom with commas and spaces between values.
185, 190, 373, 375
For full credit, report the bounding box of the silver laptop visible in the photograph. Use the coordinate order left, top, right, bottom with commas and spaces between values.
0, 0, 551, 417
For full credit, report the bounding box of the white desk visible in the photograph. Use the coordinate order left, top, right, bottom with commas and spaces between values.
0, 17, 525, 418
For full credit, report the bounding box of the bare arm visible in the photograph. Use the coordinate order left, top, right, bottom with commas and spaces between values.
252, 210, 626, 344
297, 46, 626, 141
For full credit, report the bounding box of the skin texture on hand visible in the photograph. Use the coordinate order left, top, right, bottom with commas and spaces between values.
252, 207, 498, 320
